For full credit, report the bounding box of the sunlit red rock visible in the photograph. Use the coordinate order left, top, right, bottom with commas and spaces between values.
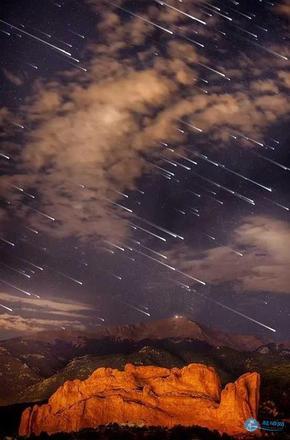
19, 363, 260, 437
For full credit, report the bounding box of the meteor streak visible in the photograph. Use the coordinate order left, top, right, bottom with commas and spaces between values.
0, 152, 10, 160
264, 197, 290, 211
190, 151, 272, 192
200, 3, 232, 21
150, 162, 175, 177
241, 35, 288, 60
177, 119, 203, 133
129, 223, 167, 242
212, 298, 276, 332
251, 151, 290, 171
0, 19, 73, 57
48, 268, 83, 285
167, 148, 198, 166
135, 215, 184, 240
155, 0, 207, 26
121, 300, 151, 317
198, 62, 230, 80
105, 198, 133, 213
0, 303, 13, 312
133, 247, 206, 286
130, 239, 168, 260
1, 262, 31, 279
0, 278, 32, 296
25, 227, 39, 234
29, 207, 56, 221
192, 171, 256, 205
0, 237, 15, 247
104, 241, 125, 252
12, 185, 35, 199
107, 2, 174, 34
187, 288, 276, 332
16, 257, 44, 271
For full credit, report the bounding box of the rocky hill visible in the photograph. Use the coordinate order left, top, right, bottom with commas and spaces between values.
19, 363, 260, 437
1, 316, 289, 439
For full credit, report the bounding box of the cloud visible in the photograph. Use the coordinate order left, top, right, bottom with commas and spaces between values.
1, 0, 290, 245
166, 216, 290, 294
0, 313, 87, 334
0, 291, 96, 335
275, 0, 290, 18
2, 69, 24, 86
0, 291, 94, 314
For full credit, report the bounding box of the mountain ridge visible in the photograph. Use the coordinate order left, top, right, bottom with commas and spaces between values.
1, 316, 267, 350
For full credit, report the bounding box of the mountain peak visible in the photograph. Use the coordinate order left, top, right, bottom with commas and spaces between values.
1, 316, 266, 351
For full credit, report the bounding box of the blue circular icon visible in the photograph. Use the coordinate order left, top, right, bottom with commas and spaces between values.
244, 418, 260, 432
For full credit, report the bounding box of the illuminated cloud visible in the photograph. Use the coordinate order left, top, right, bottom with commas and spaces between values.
2, 68, 24, 86
0, 313, 87, 334
166, 216, 290, 294
1, 0, 290, 245
0, 291, 96, 335
0, 291, 94, 313
275, 0, 290, 18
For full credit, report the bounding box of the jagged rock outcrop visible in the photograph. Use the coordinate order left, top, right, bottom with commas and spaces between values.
19, 363, 260, 437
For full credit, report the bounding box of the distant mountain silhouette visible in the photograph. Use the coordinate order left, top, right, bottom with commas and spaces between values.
4, 315, 266, 348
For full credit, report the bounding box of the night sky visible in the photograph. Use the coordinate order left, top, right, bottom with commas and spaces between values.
0, 0, 290, 340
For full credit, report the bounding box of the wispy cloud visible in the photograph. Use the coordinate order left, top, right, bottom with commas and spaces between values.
166, 216, 290, 294
0, 313, 87, 334
2, 68, 24, 86
0, 292, 96, 335
275, 0, 290, 18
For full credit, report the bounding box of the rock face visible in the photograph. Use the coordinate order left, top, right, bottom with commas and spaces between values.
19, 363, 260, 437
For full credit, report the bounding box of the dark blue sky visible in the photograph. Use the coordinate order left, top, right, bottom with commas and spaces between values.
0, 0, 289, 340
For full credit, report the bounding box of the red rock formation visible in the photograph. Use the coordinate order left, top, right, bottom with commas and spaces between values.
19, 363, 260, 437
